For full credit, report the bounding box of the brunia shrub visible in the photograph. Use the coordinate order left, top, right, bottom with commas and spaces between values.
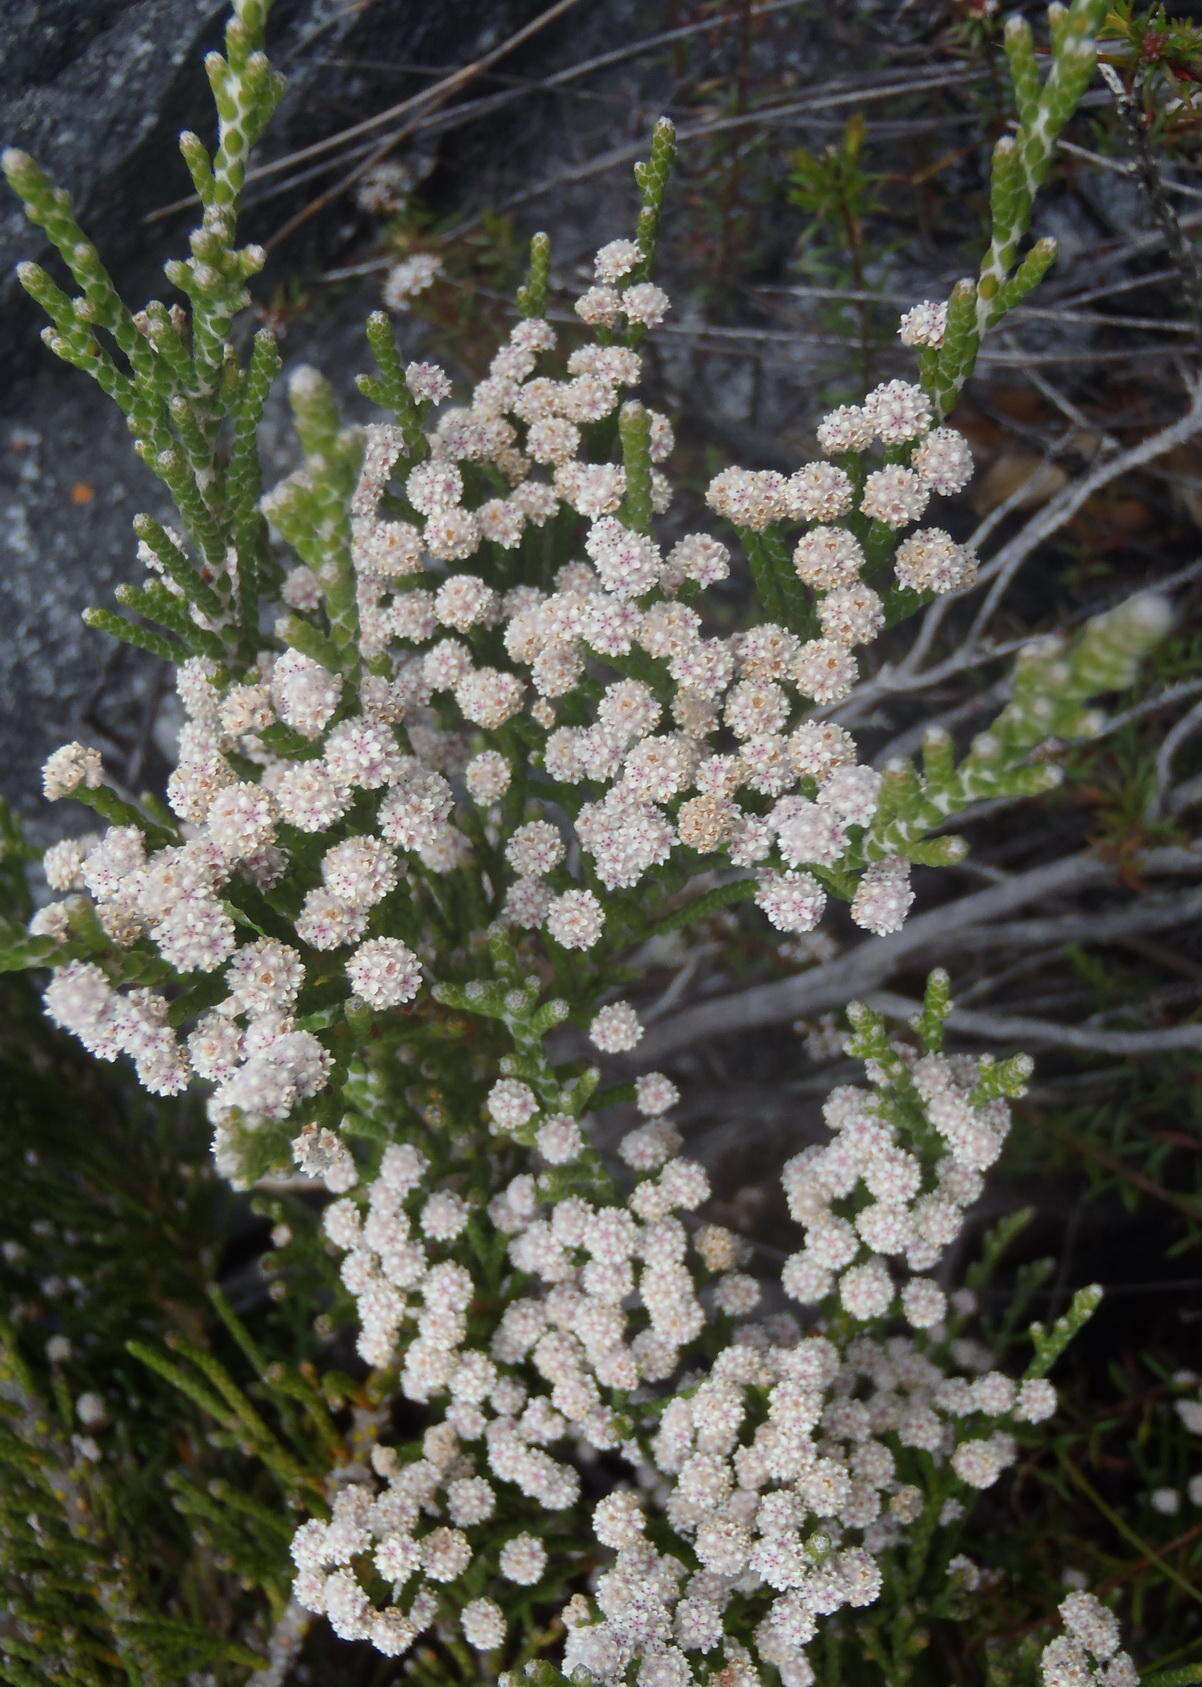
0, 0, 1170, 1682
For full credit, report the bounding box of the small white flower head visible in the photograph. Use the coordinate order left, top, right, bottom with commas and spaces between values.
42, 838, 89, 892
594, 238, 642, 283
863, 379, 932, 444
589, 1000, 643, 1054
499, 1532, 547, 1585
894, 527, 975, 595
839, 1259, 893, 1319
322, 835, 398, 908
536, 1112, 583, 1164
346, 938, 422, 1008
218, 681, 273, 738
405, 360, 452, 404
43, 742, 103, 800
206, 782, 276, 860
706, 466, 788, 531
227, 939, 305, 1015
789, 720, 857, 779
434, 574, 498, 631
794, 637, 857, 704
898, 299, 947, 347
635, 1072, 679, 1116
546, 888, 604, 950
851, 856, 913, 935
593, 1489, 645, 1549
407, 459, 463, 517
817, 763, 881, 828
421, 1526, 471, 1582
292, 1124, 358, 1193
371, 1608, 418, 1658
488, 1078, 538, 1135
664, 532, 730, 589
818, 581, 884, 647
912, 426, 973, 495
621, 282, 670, 327
455, 667, 525, 729
1015, 1378, 1057, 1423
421, 1190, 470, 1240
901, 1278, 946, 1329
378, 1142, 427, 1197
153, 895, 237, 973
785, 461, 854, 522
296, 887, 367, 951
585, 516, 662, 600
1175, 1396, 1202, 1434
1059, 1593, 1122, 1661
465, 749, 511, 805
756, 870, 826, 934
76, 1391, 109, 1430
461, 1596, 505, 1651
861, 465, 929, 528
383, 252, 442, 308
815, 404, 873, 454
950, 1436, 1012, 1490
506, 820, 565, 877
355, 159, 415, 215
575, 284, 623, 328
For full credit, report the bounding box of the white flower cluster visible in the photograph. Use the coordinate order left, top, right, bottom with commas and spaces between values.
1041, 1593, 1139, 1687
709, 381, 975, 600
780, 1047, 1024, 1321
289, 1081, 723, 1659
283, 997, 1062, 1680
27, 166, 1134, 1684
383, 252, 443, 310
37, 228, 981, 1148
37, 620, 446, 1172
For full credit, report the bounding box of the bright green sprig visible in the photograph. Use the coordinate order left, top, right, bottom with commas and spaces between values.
1026, 1281, 1103, 1379
226, 326, 279, 640
203, 0, 285, 213
843, 998, 909, 1078
516, 230, 552, 318
924, 0, 1109, 415
920, 275, 977, 416
860, 593, 1171, 863
131, 512, 227, 622
0, 152, 155, 387
113, 581, 227, 661
618, 401, 654, 534
356, 311, 429, 458
144, 441, 228, 570
650, 876, 757, 937
741, 527, 815, 635
918, 966, 953, 1052
13, 255, 161, 441
129, 1336, 318, 1498
2, 2, 290, 694
177, 2, 283, 382
631, 117, 677, 284
970, 1207, 1037, 1293
80, 605, 180, 665
970, 1051, 1035, 1106
60, 773, 178, 845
